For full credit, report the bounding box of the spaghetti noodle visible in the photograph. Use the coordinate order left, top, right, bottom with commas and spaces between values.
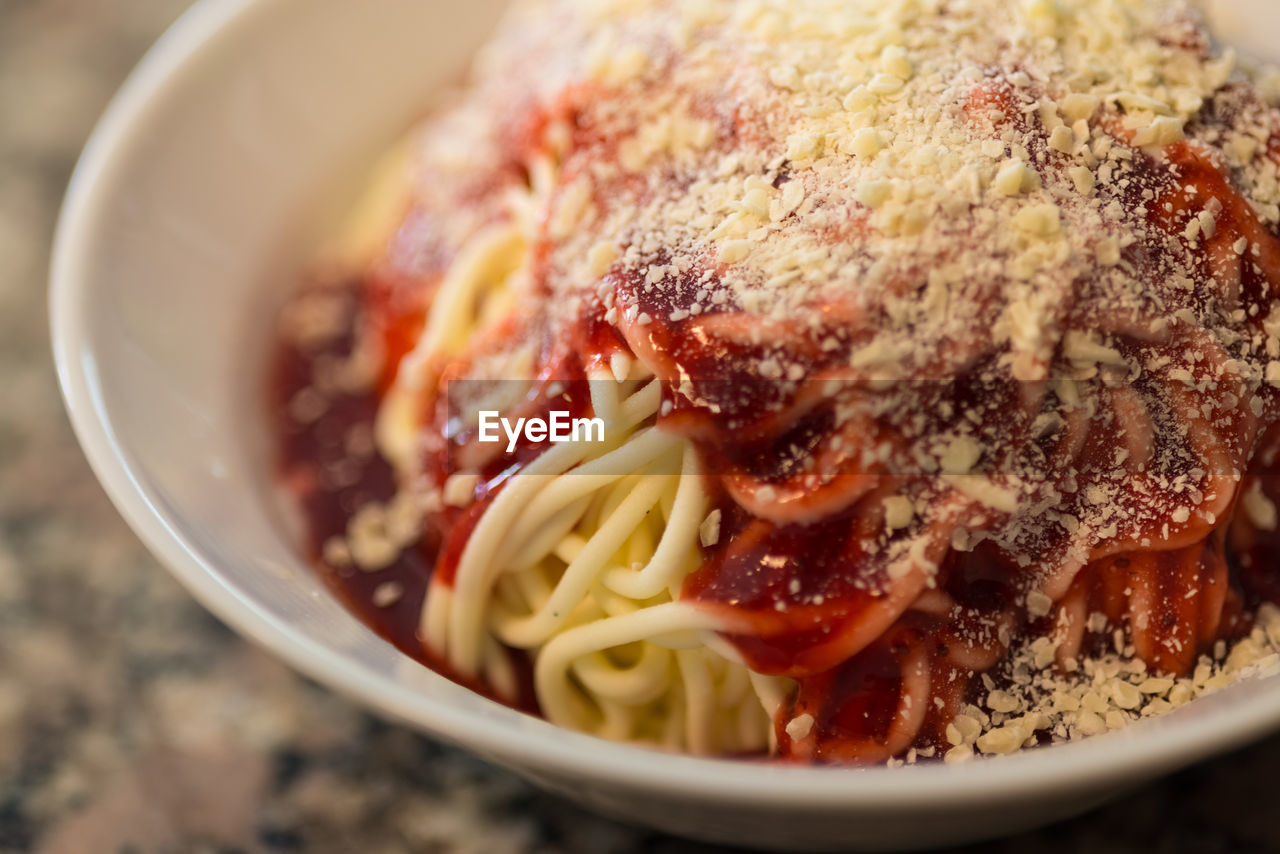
273, 0, 1280, 763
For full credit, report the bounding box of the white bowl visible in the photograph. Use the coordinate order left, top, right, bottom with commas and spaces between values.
49, 0, 1280, 849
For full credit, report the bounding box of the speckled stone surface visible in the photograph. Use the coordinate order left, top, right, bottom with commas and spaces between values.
4, 1, 1280, 852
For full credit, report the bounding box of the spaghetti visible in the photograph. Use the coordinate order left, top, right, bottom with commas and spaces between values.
273, 0, 1280, 763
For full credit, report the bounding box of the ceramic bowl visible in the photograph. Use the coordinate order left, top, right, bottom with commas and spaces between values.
49, 0, 1280, 849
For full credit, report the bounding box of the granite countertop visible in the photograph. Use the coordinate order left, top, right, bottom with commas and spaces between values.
3, 2, 1280, 852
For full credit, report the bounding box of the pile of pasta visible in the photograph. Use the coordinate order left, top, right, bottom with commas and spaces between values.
303, 0, 1280, 763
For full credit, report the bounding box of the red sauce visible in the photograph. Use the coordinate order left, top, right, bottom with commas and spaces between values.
271, 269, 1278, 761
270, 279, 537, 712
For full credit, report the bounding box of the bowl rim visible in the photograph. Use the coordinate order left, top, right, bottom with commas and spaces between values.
49, 0, 1280, 811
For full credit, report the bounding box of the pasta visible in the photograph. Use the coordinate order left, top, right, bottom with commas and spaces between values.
273, 0, 1280, 764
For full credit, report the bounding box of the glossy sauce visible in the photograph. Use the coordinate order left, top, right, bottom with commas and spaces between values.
271, 280, 537, 711
272, 268, 1276, 761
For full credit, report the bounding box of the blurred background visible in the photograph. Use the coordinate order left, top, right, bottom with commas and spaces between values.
2, 1, 1280, 852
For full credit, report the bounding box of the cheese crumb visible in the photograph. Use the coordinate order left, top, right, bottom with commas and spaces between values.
994, 160, 1040, 196
1026, 590, 1053, 618
785, 713, 815, 741
372, 581, 404, 608
883, 495, 915, 530
443, 473, 480, 508
1013, 203, 1061, 236
588, 241, 620, 277
1060, 92, 1100, 122
699, 508, 723, 548
1132, 115, 1185, 148
939, 436, 982, 474
1067, 165, 1095, 195
880, 45, 913, 80
1243, 480, 1278, 532
847, 127, 884, 159
976, 724, 1026, 755
854, 180, 893, 209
